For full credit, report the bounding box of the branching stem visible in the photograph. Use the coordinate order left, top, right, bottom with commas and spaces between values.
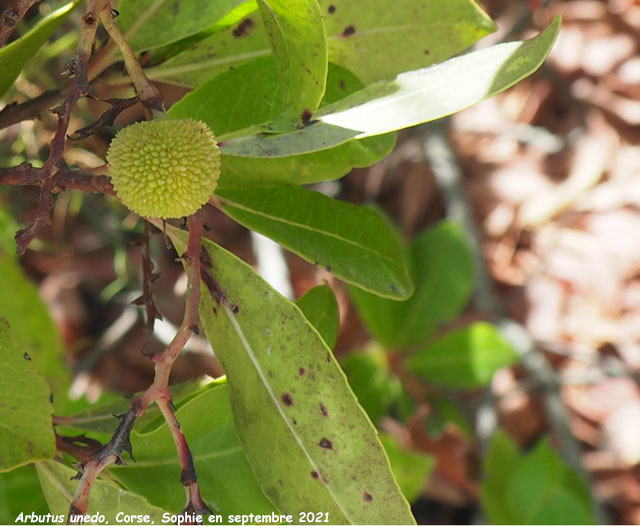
67, 216, 205, 521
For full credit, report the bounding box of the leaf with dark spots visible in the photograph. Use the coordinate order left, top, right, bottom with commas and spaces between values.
364, 492, 373, 502
281, 393, 294, 406
233, 18, 255, 38
298, 367, 306, 375
301, 109, 313, 124
328, 5, 336, 14
23, 352, 31, 360
320, 404, 328, 417
311, 471, 319, 479
342, 25, 355, 37
167, 228, 415, 523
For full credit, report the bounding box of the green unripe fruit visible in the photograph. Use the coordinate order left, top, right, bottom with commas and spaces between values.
107, 118, 221, 219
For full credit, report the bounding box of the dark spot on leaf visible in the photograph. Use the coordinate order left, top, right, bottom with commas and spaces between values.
212, 307, 218, 316
328, 5, 336, 13
342, 25, 356, 37
301, 109, 312, 124
390, 284, 397, 293
23, 352, 31, 361
319, 438, 333, 449
311, 470, 319, 479
282, 393, 294, 406
292, 419, 297, 425
49, 393, 54, 404
320, 404, 329, 417
299, 367, 306, 375
339, 79, 346, 90
233, 18, 254, 38
363, 492, 373, 502
325, 265, 332, 272
424, 49, 430, 55
232, 304, 240, 314
326, 353, 331, 362
171, 1, 178, 15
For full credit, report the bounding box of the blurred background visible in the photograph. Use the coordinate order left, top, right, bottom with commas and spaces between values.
1, 0, 640, 523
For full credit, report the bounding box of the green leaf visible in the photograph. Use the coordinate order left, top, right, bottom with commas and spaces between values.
0, 465, 48, 524
213, 184, 413, 299
36, 460, 169, 521
0, 1, 80, 99
482, 432, 595, 525
0, 209, 70, 413
168, 58, 395, 186
341, 345, 413, 425
257, 0, 327, 130
147, 0, 495, 88
379, 433, 435, 503
111, 382, 275, 515
405, 322, 519, 389
168, 227, 415, 524
220, 17, 562, 158
0, 319, 55, 472
296, 285, 339, 348
116, 0, 250, 52
351, 220, 473, 348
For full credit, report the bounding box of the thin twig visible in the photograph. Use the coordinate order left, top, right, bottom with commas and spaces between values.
98, 2, 163, 113
14, 0, 104, 254
0, 162, 114, 194
0, 0, 39, 47
68, 216, 205, 520
140, 222, 162, 344
0, 89, 62, 130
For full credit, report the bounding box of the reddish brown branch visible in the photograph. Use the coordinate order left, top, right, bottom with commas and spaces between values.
68, 216, 206, 520
0, 90, 62, 130
0, 163, 114, 194
140, 222, 162, 344
0, 0, 39, 47
55, 433, 103, 462
14, 0, 104, 255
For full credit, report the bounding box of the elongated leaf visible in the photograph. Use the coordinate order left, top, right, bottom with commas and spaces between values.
168, 58, 395, 186
147, 0, 494, 87
405, 322, 519, 389
296, 285, 339, 348
0, 209, 70, 413
257, 0, 327, 130
116, 0, 249, 52
0, 319, 55, 472
482, 432, 594, 525
36, 460, 169, 521
351, 220, 473, 348
0, 1, 79, 98
220, 17, 561, 158
168, 227, 415, 524
213, 184, 413, 299
111, 382, 275, 516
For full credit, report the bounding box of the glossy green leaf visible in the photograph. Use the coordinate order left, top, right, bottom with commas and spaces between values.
351, 220, 473, 348
116, 0, 250, 52
168, 227, 415, 524
0, 465, 48, 524
220, 17, 561, 158
257, 0, 327, 130
111, 382, 275, 515
36, 460, 168, 521
341, 345, 412, 425
0, 1, 79, 99
296, 285, 339, 348
147, 0, 494, 87
0, 319, 55, 471
168, 58, 395, 186
379, 433, 435, 503
213, 184, 413, 299
0, 209, 70, 413
405, 322, 519, 389
482, 432, 594, 525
